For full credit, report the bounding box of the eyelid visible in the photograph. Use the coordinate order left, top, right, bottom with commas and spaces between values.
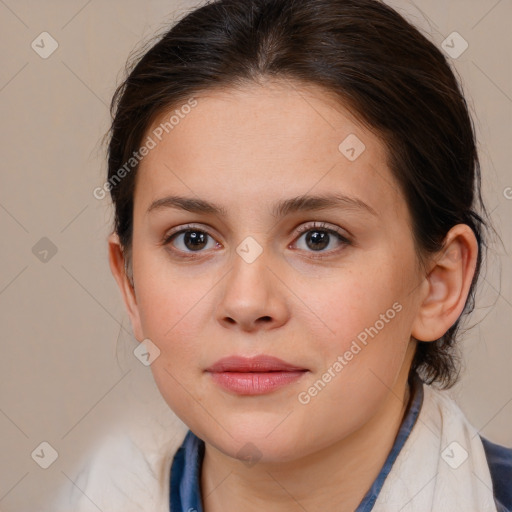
162, 223, 218, 245
291, 221, 351, 242
162, 220, 353, 257
163, 221, 350, 242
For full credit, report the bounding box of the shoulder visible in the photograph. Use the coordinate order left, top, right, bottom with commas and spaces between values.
480, 435, 512, 512
419, 383, 511, 510
51, 416, 189, 511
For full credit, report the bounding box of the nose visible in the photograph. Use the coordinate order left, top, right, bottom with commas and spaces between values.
215, 247, 290, 333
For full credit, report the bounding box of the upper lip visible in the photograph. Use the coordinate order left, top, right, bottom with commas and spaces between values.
205, 355, 308, 373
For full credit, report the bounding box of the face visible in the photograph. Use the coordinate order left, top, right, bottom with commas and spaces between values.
123, 79, 427, 463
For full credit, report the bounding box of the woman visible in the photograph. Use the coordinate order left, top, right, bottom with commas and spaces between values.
58, 0, 512, 510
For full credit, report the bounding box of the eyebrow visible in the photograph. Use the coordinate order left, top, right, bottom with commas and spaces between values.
146, 193, 377, 218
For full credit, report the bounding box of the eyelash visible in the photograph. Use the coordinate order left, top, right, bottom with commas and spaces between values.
162, 221, 352, 260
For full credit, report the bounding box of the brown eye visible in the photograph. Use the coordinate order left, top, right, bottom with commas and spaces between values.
164, 226, 219, 256
293, 222, 351, 256
179, 230, 209, 251
303, 230, 330, 251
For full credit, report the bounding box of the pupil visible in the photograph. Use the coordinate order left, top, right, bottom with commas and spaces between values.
306, 230, 329, 251
185, 231, 207, 251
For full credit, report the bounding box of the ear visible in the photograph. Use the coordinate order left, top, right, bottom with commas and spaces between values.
107, 232, 144, 342
411, 224, 479, 342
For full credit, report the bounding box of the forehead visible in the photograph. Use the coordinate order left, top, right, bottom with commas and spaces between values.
134, 79, 405, 222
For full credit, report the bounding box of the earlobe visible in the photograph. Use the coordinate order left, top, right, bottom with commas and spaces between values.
411, 224, 478, 342
107, 233, 144, 341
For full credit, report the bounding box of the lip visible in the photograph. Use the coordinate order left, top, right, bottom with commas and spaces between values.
205, 355, 309, 395
205, 355, 307, 373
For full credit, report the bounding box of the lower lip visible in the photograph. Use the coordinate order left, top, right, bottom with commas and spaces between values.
207, 371, 307, 395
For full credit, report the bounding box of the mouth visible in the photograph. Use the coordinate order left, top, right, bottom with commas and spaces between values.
205, 355, 309, 395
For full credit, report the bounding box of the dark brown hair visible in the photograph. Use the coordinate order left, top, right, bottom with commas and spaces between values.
106, 0, 489, 388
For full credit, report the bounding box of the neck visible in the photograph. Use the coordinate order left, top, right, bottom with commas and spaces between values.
200, 360, 414, 512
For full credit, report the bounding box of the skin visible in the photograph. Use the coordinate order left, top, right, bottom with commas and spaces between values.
108, 78, 478, 511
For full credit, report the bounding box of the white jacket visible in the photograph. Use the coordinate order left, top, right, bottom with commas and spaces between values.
52, 382, 501, 512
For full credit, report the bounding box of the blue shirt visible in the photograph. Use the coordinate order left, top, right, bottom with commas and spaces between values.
169, 372, 512, 511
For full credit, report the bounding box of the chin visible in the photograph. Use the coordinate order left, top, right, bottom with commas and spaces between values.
196, 417, 310, 464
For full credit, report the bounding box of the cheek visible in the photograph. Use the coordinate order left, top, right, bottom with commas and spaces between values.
307, 262, 411, 350
133, 270, 214, 411
294, 277, 413, 442
134, 270, 211, 421
299, 259, 417, 412
134, 245, 211, 340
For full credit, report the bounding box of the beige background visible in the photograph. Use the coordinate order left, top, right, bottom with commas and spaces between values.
0, 0, 510, 510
